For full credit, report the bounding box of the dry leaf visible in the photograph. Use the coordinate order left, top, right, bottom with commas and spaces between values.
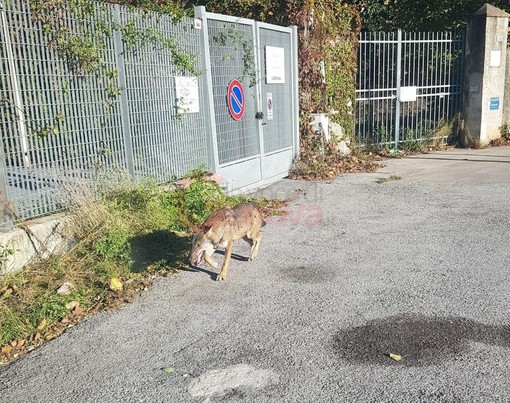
108, 278, 123, 291
389, 352, 403, 361
1, 345, 13, 354
37, 319, 47, 332
72, 306, 84, 316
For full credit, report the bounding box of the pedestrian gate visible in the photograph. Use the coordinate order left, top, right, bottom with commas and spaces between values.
356, 30, 464, 146
198, 8, 299, 193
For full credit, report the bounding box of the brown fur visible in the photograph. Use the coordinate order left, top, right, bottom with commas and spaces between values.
189, 203, 265, 281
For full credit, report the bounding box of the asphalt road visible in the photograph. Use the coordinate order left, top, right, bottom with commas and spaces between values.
1, 147, 510, 402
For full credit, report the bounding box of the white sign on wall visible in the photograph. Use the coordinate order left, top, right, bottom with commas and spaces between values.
490, 50, 501, 67
174, 76, 200, 114
265, 46, 285, 84
400, 86, 417, 102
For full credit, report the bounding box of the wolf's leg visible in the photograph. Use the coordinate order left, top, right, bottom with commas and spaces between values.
204, 252, 218, 269
248, 228, 262, 261
217, 241, 233, 281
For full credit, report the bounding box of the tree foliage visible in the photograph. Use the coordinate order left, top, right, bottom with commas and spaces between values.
349, 0, 510, 31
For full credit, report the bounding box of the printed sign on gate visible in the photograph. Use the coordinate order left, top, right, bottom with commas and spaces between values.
227, 79, 245, 121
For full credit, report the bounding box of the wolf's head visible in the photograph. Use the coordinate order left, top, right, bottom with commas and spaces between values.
189, 224, 214, 266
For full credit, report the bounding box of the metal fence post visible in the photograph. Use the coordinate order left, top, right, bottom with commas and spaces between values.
1, 0, 30, 168
394, 28, 402, 147
291, 25, 300, 158
112, 4, 135, 177
194, 6, 219, 174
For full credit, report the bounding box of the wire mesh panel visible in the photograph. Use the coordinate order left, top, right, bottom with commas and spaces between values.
259, 27, 293, 154
207, 18, 260, 166
118, 8, 208, 182
0, 1, 209, 226
0, 0, 125, 224
356, 30, 464, 146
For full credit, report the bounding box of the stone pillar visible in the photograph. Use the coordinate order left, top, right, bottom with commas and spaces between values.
504, 50, 510, 128
462, 4, 509, 144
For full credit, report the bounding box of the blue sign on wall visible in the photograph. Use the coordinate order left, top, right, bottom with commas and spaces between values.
489, 97, 500, 111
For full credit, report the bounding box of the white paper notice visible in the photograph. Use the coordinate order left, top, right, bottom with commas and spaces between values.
175, 76, 199, 114
490, 50, 501, 67
266, 46, 285, 84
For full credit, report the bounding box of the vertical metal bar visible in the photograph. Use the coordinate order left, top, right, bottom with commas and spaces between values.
446, 32, 452, 125
411, 32, 417, 138
394, 29, 402, 147
253, 20, 264, 170
418, 32, 424, 138
194, 6, 220, 173
0, 1, 12, 227
1, 0, 30, 167
113, 4, 135, 177
291, 25, 300, 158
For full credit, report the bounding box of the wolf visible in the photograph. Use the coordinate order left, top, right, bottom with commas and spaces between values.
189, 203, 265, 281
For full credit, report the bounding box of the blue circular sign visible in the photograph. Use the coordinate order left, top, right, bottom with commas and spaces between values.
227, 79, 245, 121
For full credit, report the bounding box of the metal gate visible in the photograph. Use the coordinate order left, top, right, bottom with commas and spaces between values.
356, 30, 464, 146
197, 8, 299, 193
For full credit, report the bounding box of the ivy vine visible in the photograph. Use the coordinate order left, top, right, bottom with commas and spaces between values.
212, 25, 258, 87
22, 0, 199, 138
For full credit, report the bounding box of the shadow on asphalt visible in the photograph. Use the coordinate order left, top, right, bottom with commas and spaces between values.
185, 251, 249, 281
413, 156, 510, 164
334, 314, 510, 367
183, 265, 218, 281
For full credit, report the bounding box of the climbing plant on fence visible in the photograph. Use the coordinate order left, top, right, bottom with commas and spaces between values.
19, 0, 197, 138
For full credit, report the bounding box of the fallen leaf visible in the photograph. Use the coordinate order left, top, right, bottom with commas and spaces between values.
161, 367, 175, 374
37, 319, 47, 332
388, 352, 403, 361
1, 345, 12, 354
108, 278, 123, 291
72, 306, 84, 316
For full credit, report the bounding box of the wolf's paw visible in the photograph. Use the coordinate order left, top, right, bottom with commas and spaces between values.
216, 273, 226, 281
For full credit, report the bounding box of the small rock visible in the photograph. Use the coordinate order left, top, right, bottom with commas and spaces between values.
56, 282, 75, 296
65, 300, 79, 310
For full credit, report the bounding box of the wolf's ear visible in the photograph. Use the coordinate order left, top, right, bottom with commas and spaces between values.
200, 224, 212, 233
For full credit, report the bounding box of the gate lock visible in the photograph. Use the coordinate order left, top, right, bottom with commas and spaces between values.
255, 112, 264, 120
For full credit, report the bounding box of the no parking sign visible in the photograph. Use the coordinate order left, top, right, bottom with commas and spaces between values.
227, 79, 245, 121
